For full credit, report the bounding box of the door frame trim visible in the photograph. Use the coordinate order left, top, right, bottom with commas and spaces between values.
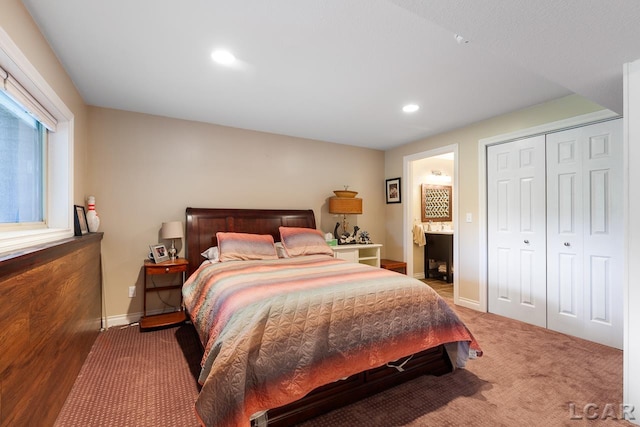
477, 110, 619, 313
402, 144, 459, 303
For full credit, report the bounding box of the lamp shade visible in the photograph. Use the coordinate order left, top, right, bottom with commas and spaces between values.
161, 221, 184, 240
329, 197, 363, 214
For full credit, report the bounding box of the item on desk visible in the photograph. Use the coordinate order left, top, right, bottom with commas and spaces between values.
357, 230, 372, 244
333, 222, 341, 240
339, 225, 359, 245
86, 195, 100, 232
325, 232, 338, 246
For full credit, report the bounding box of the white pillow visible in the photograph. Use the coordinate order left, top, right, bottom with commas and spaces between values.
201, 246, 220, 262
275, 242, 290, 258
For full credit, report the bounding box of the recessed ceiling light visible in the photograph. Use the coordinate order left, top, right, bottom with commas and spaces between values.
211, 49, 236, 65
402, 104, 420, 113
454, 34, 469, 44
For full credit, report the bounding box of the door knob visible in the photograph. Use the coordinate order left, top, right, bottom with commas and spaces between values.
524, 240, 530, 244
564, 242, 571, 247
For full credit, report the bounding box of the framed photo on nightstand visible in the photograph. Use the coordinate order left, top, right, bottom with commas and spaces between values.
150, 244, 170, 263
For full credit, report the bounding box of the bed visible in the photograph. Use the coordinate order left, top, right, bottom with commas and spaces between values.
183, 207, 481, 427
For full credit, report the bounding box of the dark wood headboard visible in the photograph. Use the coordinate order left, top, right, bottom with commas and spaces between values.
185, 207, 316, 276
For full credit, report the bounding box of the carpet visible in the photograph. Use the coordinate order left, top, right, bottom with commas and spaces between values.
54, 324, 202, 427
55, 301, 633, 426
299, 299, 631, 426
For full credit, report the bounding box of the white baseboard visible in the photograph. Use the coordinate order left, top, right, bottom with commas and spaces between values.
414, 272, 425, 280
455, 296, 482, 312
102, 308, 179, 329
102, 313, 141, 329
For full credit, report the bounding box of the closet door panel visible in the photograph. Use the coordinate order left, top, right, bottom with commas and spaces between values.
496, 247, 511, 300
584, 122, 622, 346
547, 119, 622, 349
557, 173, 576, 233
487, 135, 546, 327
547, 131, 584, 333
589, 255, 611, 324
557, 252, 577, 316
519, 249, 535, 305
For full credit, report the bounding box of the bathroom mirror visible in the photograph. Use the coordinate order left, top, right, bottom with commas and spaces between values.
421, 184, 452, 222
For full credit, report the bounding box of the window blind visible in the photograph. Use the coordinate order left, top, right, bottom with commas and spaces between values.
0, 65, 57, 131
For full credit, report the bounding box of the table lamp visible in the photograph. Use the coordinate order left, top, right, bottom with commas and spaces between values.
161, 221, 183, 260
329, 189, 362, 242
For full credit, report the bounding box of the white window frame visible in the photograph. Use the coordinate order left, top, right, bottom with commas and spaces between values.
0, 27, 74, 254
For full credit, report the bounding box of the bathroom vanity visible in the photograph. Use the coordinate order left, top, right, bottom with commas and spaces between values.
424, 231, 453, 283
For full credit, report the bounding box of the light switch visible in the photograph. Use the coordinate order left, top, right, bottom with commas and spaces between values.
466, 213, 472, 223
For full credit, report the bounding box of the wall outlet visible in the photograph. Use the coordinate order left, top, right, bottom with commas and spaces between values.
128, 286, 136, 298
466, 213, 473, 223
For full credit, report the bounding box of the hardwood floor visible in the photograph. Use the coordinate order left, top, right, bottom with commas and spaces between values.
421, 278, 453, 299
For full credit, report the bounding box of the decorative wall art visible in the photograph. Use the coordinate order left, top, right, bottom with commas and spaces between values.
385, 177, 401, 204
421, 184, 452, 222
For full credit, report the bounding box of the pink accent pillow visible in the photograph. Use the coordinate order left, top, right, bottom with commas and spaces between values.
279, 227, 334, 257
216, 232, 278, 262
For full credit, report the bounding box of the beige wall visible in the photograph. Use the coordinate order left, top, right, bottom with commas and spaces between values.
0, 1, 611, 321
1, 0, 90, 205
87, 107, 385, 320
384, 94, 606, 304
3, 1, 385, 322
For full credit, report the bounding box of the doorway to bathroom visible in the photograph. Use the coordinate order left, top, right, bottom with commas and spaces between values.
403, 144, 458, 302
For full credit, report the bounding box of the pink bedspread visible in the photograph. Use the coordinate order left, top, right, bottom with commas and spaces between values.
182, 255, 481, 427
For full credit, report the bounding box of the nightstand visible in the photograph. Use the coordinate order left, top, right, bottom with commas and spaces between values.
330, 243, 382, 267
140, 258, 188, 330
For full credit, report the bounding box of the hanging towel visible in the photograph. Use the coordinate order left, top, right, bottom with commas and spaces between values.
413, 223, 426, 247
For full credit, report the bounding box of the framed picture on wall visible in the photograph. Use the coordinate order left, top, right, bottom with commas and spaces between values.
73, 205, 89, 236
386, 177, 401, 204
421, 184, 452, 222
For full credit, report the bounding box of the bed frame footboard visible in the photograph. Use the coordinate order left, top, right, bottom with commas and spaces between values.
264, 344, 453, 426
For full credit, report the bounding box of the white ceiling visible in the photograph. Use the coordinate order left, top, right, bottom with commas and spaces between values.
22, 0, 640, 150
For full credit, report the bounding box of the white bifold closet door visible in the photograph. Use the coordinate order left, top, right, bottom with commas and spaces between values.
487, 135, 547, 328
546, 120, 623, 349
487, 119, 623, 348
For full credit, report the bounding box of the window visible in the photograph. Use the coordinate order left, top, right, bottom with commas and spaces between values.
1, 31, 74, 255
0, 90, 46, 226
